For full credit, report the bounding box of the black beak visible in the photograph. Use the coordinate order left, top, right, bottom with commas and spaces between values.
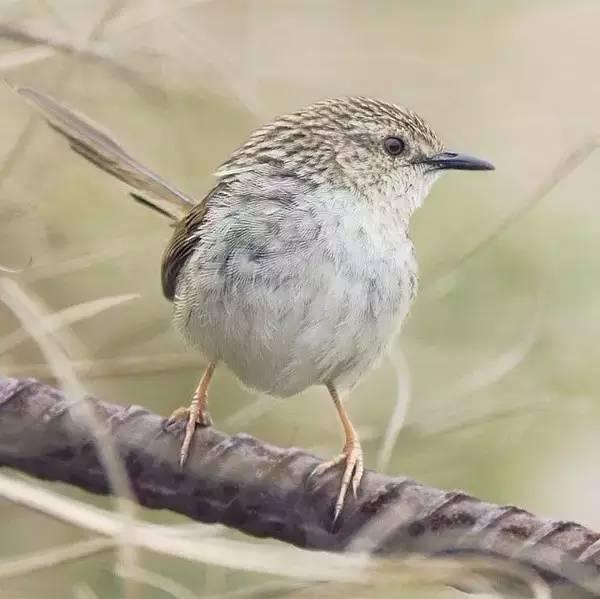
424, 151, 495, 172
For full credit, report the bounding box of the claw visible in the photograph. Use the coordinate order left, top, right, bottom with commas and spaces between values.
179, 406, 198, 468
168, 403, 213, 467
309, 442, 364, 526
164, 362, 217, 468
351, 456, 364, 499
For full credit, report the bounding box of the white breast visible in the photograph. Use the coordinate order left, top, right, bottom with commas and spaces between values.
174, 185, 418, 397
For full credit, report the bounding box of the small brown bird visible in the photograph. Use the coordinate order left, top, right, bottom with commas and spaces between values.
16, 87, 494, 524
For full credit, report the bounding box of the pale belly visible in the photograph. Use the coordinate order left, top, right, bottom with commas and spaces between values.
173, 193, 418, 397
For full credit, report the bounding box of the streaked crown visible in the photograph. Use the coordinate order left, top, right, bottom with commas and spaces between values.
215, 96, 445, 197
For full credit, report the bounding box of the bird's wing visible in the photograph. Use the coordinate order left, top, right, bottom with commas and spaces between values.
14, 85, 195, 220
160, 182, 226, 301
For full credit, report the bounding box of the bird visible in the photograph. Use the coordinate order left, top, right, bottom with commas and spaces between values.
14, 86, 494, 525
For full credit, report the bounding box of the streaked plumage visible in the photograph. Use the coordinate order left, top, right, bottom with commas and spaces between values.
16, 85, 493, 524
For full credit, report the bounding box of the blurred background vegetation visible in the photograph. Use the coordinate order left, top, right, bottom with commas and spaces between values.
0, 0, 599, 597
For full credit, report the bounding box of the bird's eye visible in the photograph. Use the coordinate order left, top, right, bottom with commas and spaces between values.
383, 136, 406, 156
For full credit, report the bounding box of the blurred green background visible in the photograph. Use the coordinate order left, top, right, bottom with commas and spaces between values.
1, 0, 600, 597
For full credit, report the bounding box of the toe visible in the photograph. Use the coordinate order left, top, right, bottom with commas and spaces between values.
333, 465, 353, 524
197, 411, 213, 427
167, 406, 189, 425
332, 450, 360, 523
308, 454, 345, 480
178, 451, 187, 468
308, 445, 364, 526
351, 454, 364, 499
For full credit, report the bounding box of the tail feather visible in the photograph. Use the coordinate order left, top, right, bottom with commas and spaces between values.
12, 85, 194, 221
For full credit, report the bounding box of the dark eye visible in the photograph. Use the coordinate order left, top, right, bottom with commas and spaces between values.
383, 136, 406, 156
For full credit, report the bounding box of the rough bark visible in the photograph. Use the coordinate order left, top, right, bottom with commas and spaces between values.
1, 376, 599, 596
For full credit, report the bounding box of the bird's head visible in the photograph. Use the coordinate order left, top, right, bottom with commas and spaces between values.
216, 96, 494, 224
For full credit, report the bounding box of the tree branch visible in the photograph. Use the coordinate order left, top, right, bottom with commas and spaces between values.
0, 376, 599, 596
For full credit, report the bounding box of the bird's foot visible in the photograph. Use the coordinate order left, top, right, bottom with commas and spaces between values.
310, 440, 364, 526
167, 405, 213, 428
166, 403, 213, 467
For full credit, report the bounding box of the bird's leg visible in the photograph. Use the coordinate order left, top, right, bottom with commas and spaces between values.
167, 361, 217, 466
310, 383, 364, 525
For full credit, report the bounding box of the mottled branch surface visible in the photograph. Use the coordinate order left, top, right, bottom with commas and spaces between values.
1, 376, 599, 596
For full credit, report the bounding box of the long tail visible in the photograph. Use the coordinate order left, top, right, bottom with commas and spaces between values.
12, 85, 195, 221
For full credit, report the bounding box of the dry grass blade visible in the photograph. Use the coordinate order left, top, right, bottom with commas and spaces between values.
0, 537, 114, 580
428, 136, 600, 297
115, 564, 201, 599
167, 521, 226, 538
403, 554, 551, 598
356, 555, 550, 599
449, 330, 536, 401
430, 555, 551, 598
204, 580, 310, 599
0, 46, 55, 71
105, 0, 215, 36
418, 396, 551, 442
376, 346, 412, 472
0, 260, 29, 273
73, 583, 100, 599
0, 474, 369, 583
20, 232, 163, 283
0, 108, 38, 183
3, 3, 155, 596
223, 394, 277, 429
344, 510, 552, 597
86, 0, 129, 39
2, 353, 198, 380
116, 566, 204, 599
417, 295, 540, 437
265, 553, 552, 598
0, 278, 139, 597
0, 24, 165, 101
0, 292, 139, 355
